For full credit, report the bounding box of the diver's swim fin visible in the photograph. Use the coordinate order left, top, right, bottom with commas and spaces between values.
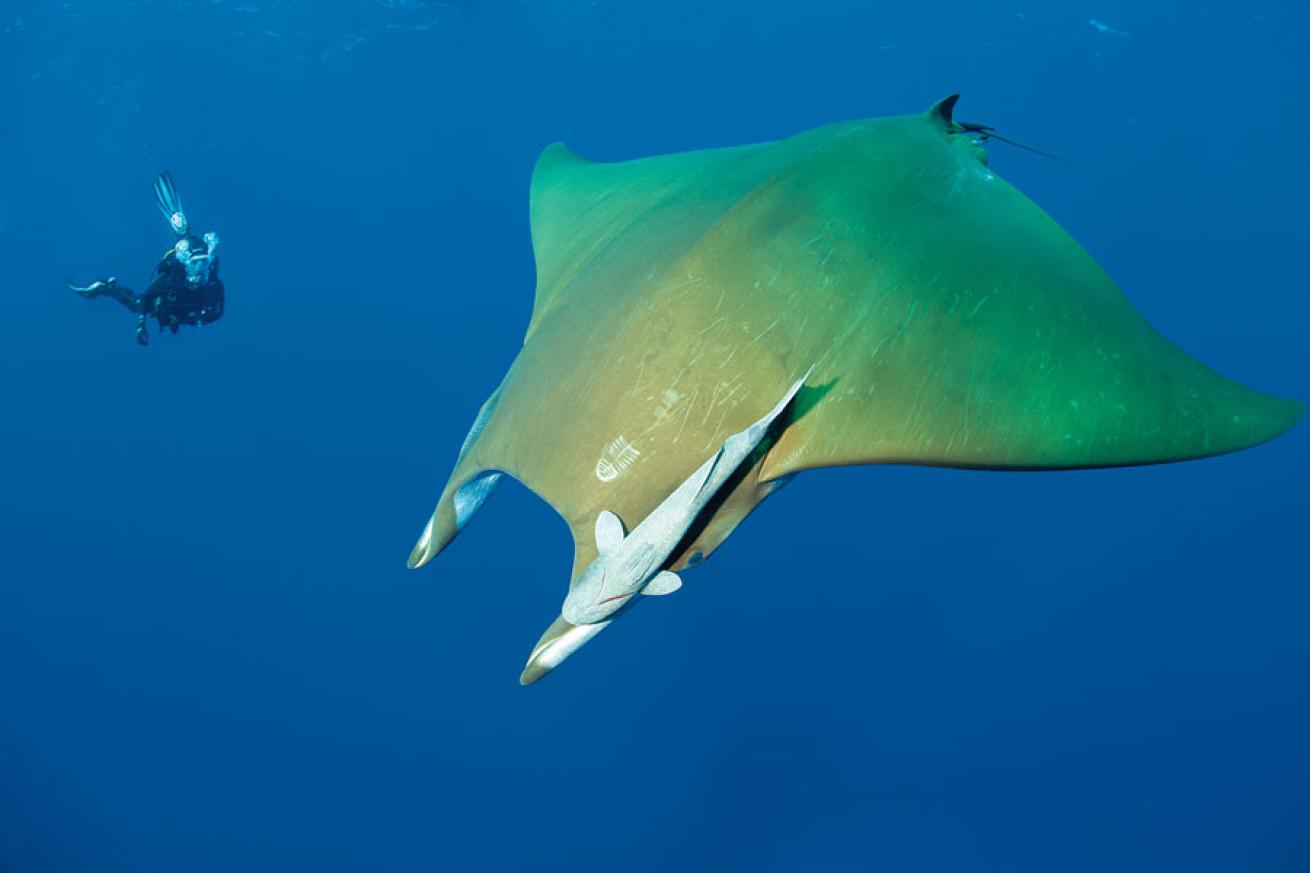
152, 172, 188, 232
66, 276, 118, 297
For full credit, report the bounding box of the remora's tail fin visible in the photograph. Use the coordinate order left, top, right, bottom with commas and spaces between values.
744, 364, 816, 442
774, 365, 816, 420
698, 365, 818, 498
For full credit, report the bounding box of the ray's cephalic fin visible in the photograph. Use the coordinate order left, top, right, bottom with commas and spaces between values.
927, 93, 962, 129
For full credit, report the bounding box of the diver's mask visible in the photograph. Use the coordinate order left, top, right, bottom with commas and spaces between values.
175, 236, 213, 287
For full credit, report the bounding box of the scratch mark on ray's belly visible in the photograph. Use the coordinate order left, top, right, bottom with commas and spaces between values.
750, 318, 782, 346
965, 295, 990, 320
700, 382, 724, 426
636, 383, 685, 442
669, 273, 705, 298
710, 400, 736, 447
698, 316, 728, 338
895, 300, 918, 338
672, 385, 700, 444
719, 380, 745, 408
710, 287, 726, 315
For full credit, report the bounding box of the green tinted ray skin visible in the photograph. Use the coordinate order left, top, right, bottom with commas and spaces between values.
413, 107, 1301, 579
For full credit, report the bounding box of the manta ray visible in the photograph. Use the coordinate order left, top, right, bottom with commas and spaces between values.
407, 95, 1302, 684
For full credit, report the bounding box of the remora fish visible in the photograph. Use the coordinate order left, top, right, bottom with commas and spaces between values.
561, 367, 814, 627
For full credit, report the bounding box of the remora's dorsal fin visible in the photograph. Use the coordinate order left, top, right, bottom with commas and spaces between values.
595, 510, 626, 553
643, 571, 682, 596
926, 93, 961, 131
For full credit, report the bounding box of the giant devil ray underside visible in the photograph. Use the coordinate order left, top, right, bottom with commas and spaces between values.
408, 95, 1302, 684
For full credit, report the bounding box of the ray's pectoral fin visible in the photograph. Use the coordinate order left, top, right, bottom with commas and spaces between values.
407, 388, 507, 570
595, 510, 626, 554
520, 616, 611, 686
642, 570, 682, 596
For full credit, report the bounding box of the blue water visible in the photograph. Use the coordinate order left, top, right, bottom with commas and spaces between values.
2, 2, 1307, 870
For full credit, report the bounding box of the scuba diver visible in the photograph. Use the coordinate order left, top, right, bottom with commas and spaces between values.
69, 172, 224, 346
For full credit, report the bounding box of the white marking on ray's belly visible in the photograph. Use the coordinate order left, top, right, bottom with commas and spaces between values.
596, 436, 641, 482
649, 388, 682, 426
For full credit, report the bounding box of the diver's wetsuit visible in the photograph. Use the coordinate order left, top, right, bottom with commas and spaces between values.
70, 171, 224, 346
77, 238, 224, 345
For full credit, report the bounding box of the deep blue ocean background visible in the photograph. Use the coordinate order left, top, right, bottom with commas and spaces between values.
2, 1, 1307, 870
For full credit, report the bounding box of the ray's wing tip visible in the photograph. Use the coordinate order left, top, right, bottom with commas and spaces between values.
1244, 392, 1305, 447
521, 632, 566, 686
405, 546, 429, 570
519, 660, 552, 686
406, 510, 444, 569
520, 620, 568, 686
406, 533, 433, 569
518, 617, 610, 687
1268, 395, 1306, 443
